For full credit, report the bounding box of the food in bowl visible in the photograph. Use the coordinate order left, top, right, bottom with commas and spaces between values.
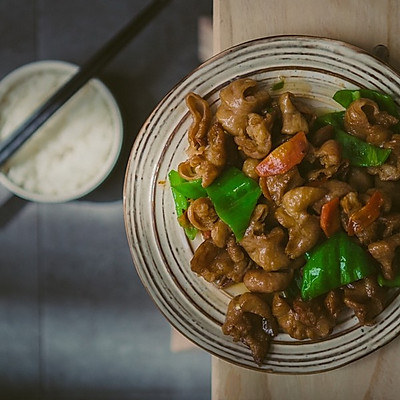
0, 60, 123, 202
169, 77, 400, 365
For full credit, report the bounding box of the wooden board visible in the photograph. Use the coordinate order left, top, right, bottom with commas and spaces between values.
212, 1, 400, 398
213, 0, 400, 70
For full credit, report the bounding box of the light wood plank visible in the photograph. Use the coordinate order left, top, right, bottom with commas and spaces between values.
213, 0, 400, 70
213, 331, 400, 400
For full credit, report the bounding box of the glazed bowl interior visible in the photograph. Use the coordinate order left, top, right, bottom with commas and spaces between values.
123, 35, 400, 373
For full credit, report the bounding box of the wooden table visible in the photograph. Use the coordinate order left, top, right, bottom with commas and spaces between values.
211, 1, 400, 399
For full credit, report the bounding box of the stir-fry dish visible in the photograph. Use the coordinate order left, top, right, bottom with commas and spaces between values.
168, 78, 400, 366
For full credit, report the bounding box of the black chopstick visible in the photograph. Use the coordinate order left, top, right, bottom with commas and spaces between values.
0, 0, 171, 167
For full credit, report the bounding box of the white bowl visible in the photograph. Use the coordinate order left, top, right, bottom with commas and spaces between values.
123, 35, 400, 374
0, 60, 123, 202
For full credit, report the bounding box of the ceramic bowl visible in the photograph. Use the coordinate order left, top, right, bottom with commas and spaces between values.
0, 60, 123, 203
123, 35, 400, 373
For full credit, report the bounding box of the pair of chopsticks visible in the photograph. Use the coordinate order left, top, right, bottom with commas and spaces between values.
0, 0, 171, 166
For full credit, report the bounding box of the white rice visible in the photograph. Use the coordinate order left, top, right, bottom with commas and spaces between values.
0, 67, 115, 197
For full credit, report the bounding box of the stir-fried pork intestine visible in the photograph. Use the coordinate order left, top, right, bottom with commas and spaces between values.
242, 157, 261, 180
272, 294, 335, 340
347, 167, 375, 193
324, 290, 345, 320
179, 92, 228, 187
210, 219, 231, 248
187, 197, 218, 231
173, 78, 400, 366
307, 139, 343, 181
259, 166, 304, 205
340, 191, 362, 217
343, 277, 386, 326
179, 122, 227, 187
312, 179, 353, 214
234, 112, 273, 159
340, 191, 381, 245
190, 239, 251, 287
310, 124, 334, 147
344, 98, 398, 146
243, 268, 294, 293
240, 204, 291, 271
275, 186, 326, 258
368, 134, 400, 181
375, 178, 400, 212
222, 292, 278, 365
279, 92, 309, 135
216, 78, 271, 136
368, 233, 400, 280
185, 92, 212, 152
378, 213, 400, 237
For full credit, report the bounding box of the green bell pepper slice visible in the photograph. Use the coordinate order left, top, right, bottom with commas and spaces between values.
205, 166, 261, 241
314, 111, 345, 130
168, 170, 198, 240
301, 231, 377, 300
377, 273, 400, 288
334, 128, 391, 167
169, 171, 207, 199
281, 269, 302, 299
314, 110, 391, 167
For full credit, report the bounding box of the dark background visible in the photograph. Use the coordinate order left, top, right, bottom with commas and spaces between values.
0, 1, 212, 399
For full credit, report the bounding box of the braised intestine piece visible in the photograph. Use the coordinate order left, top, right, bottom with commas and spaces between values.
234, 112, 273, 159
186, 197, 218, 231
344, 98, 398, 146
272, 294, 335, 340
312, 179, 353, 214
222, 292, 278, 366
368, 233, 400, 280
185, 92, 212, 152
179, 122, 227, 187
243, 250, 306, 294
324, 290, 345, 320
279, 92, 309, 135
343, 276, 386, 325
375, 180, 400, 213
340, 191, 362, 217
211, 219, 232, 248
347, 167, 374, 193
259, 166, 304, 205
191, 238, 252, 287
340, 191, 380, 245
310, 124, 334, 147
243, 268, 294, 293
242, 158, 260, 180
368, 134, 400, 181
307, 139, 344, 181
240, 204, 291, 271
275, 186, 326, 259
216, 78, 270, 136
179, 93, 227, 187
378, 213, 400, 237
188, 197, 250, 285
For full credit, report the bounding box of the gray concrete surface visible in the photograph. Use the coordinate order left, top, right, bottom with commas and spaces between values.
0, 1, 212, 399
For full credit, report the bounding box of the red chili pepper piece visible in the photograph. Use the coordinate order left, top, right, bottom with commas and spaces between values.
256, 131, 309, 177
348, 190, 384, 236
320, 197, 341, 238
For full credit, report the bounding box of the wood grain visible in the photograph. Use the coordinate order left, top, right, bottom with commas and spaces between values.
212, 1, 400, 398
213, 0, 400, 70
